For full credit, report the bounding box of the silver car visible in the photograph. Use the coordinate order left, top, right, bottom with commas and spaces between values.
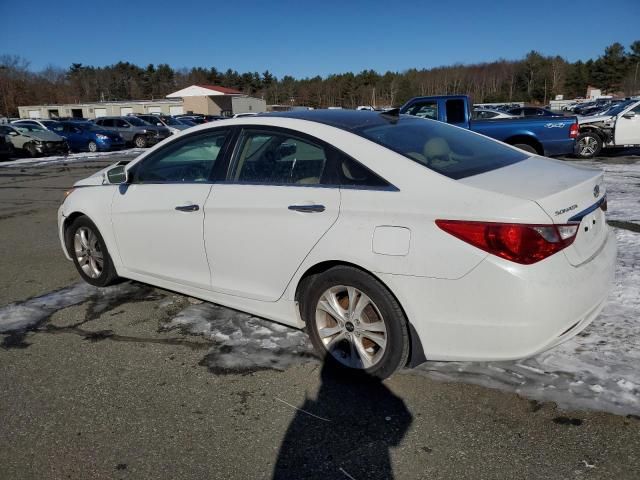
93, 116, 171, 148
0, 124, 69, 157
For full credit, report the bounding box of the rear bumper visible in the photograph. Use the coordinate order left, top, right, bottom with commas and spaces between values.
381, 228, 617, 362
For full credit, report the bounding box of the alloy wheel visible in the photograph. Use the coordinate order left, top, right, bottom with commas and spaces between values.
578, 136, 598, 156
315, 285, 388, 369
73, 226, 104, 278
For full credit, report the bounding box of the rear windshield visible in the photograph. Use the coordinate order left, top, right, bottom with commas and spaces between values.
356, 116, 527, 179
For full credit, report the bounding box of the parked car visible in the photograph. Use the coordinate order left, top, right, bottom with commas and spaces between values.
51, 121, 126, 152
0, 130, 13, 160
175, 115, 207, 125
0, 123, 68, 157
506, 107, 562, 117
575, 99, 640, 158
93, 116, 170, 148
133, 114, 190, 135
59, 110, 615, 379
401, 95, 578, 156
232, 112, 260, 118
472, 108, 515, 120
12, 119, 61, 131
175, 118, 197, 127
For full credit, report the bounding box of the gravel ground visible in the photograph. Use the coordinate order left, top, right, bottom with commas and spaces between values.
0, 151, 639, 480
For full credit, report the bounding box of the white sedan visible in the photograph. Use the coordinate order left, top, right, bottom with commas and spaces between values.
58, 111, 616, 378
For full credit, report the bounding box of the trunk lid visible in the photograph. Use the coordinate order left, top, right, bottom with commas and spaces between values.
460, 157, 607, 266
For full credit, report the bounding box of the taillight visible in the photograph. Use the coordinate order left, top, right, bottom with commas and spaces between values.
569, 122, 579, 139
436, 220, 579, 265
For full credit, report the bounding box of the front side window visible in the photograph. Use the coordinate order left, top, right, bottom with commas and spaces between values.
231, 130, 327, 185
133, 130, 229, 183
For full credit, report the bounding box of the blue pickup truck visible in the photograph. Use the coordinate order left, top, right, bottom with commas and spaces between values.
400, 95, 578, 157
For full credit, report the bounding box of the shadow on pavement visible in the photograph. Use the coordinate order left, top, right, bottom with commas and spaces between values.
273, 361, 412, 479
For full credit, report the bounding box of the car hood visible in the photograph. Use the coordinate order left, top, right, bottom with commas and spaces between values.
22, 130, 65, 141
578, 114, 614, 125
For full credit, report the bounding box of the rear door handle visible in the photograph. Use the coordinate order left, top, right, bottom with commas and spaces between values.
175, 204, 199, 212
288, 204, 325, 213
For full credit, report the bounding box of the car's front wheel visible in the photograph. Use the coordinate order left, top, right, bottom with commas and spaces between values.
66, 216, 119, 287
133, 135, 147, 148
88, 140, 98, 152
576, 132, 602, 158
301, 266, 410, 379
24, 143, 38, 157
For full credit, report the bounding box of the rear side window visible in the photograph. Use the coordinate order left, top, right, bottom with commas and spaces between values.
357, 117, 527, 179
445, 99, 466, 124
231, 130, 327, 185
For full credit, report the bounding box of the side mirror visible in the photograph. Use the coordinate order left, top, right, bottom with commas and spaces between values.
105, 165, 128, 184
622, 111, 636, 119
157, 122, 163, 126
8, 131, 18, 136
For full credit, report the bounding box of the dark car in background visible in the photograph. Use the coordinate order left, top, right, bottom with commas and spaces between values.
134, 114, 190, 135
93, 116, 171, 148
506, 107, 562, 117
0, 130, 13, 160
51, 121, 126, 152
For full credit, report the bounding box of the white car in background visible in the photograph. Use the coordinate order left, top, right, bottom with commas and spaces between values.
472, 108, 515, 120
58, 111, 616, 378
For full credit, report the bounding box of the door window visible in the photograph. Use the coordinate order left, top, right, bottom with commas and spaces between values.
445, 99, 466, 124
132, 130, 229, 183
231, 130, 327, 185
404, 101, 438, 119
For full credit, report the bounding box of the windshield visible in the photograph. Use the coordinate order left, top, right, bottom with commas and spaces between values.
15, 124, 46, 132
603, 101, 635, 116
162, 116, 181, 125
356, 116, 528, 179
126, 117, 150, 127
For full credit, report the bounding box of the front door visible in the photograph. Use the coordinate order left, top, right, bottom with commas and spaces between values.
204, 128, 340, 301
111, 129, 230, 289
614, 103, 640, 145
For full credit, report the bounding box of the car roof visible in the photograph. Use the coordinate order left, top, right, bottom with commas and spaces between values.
266, 109, 413, 133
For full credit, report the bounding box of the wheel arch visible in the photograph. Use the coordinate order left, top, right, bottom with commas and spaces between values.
579, 125, 609, 142
294, 260, 427, 368
503, 135, 544, 155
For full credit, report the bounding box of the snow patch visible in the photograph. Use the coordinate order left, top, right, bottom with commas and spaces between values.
0, 148, 143, 168
163, 303, 315, 372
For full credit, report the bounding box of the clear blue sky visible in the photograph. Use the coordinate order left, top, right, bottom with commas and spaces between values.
1, 0, 638, 78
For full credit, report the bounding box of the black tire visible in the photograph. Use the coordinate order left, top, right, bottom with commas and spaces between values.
512, 143, 538, 155
87, 141, 98, 153
300, 266, 410, 379
575, 132, 602, 158
65, 216, 119, 287
24, 143, 38, 158
133, 135, 147, 148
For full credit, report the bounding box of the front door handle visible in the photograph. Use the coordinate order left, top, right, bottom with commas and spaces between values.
175, 204, 199, 212
288, 204, 325, 213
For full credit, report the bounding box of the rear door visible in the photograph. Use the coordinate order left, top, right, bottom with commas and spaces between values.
204, 127, 340, 301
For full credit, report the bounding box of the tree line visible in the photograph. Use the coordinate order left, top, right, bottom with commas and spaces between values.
0, 41, 638, 117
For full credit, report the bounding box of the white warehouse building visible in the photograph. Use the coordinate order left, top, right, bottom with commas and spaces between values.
18, 85, 266, 119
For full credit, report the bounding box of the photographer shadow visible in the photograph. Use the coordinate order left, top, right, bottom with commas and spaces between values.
273, 361, 413, 479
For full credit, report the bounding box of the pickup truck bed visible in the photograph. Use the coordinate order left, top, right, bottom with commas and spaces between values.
400, 95, 578, 157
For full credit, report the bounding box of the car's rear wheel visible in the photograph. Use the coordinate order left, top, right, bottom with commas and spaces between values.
66, 216, 119, 287
576, 132, 602, 158
134, 135, 147, 148
301, 266, 409, 379
513, 143, 538, 154
88, 140, 98, 152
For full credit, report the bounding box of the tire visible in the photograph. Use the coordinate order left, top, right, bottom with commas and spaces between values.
65, 216, 119, 287
88, 141, 98, 153
24, 143, 38, 158
512, 143, 538, 155
575, 132, 602, 159
133, 135, 147, 148
301, 266, 410, 379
